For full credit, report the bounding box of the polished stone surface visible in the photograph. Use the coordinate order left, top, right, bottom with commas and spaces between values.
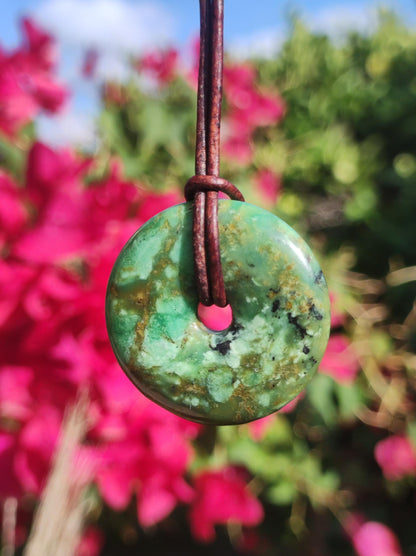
106, 201, 330, 425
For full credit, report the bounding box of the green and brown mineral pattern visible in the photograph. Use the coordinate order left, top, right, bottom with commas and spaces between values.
106, 201, 330, 425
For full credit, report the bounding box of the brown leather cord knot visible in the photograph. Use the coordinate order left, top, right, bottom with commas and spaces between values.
188, 0, 244, 308
184, 175, 245, 202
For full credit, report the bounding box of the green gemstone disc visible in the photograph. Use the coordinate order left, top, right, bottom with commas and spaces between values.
106, 201, 330, 425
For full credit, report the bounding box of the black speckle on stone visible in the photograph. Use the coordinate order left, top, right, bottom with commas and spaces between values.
248, 263, 255, 268
229, 321, 244, 336
272, 299, 281, 313
213, 340, 232, 355
272, 356, 275, 361
310, 356, 318, 365
303, 345, 310, 354
314, 270, 324, 285
309, 304, 323, 320
287, 312, 309, 339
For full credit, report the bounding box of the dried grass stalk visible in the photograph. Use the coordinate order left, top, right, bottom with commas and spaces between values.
23, 398, 89, 556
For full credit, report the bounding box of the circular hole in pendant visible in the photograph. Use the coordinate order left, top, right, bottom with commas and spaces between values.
197, 302, 233, 331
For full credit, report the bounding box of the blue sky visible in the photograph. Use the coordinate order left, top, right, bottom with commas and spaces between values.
2, 0, 416, 48
1, 0, 416, 145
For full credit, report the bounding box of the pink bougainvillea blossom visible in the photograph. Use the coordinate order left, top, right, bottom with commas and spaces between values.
222, 134, 254, 165
248, 415, 276, 441
279, 391, 305, 414
0, 171, 29, 249
374, 435, 416, 480
189, 466, 263, 542
0, 18, 67, 136
82, 48, 98, 79
0, 431, 22, 497
138, 48, 179, 85
14, 405, 62, 495
0, 366, 34, 422
319, 334, 360, 383
185, 45, 285, 165
0, 122, 199, 534
76, 527, 104, 556
21, 17, 57, 71
90, 403, 198, 526
352, 521, 403, 556
247, 393, 304, 440
253, 167, 282, 206
222, 62, 285, 165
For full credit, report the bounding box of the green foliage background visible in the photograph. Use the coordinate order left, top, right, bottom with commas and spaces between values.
90, 12, 416, 555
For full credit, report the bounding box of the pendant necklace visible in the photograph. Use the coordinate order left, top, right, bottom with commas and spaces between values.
105, 0, 330, 425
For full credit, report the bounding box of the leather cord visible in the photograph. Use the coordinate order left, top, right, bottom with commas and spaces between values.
188, 0, 245, 307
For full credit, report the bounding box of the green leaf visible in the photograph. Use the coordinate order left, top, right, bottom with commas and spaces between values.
317, 470, 340, 492
334, 382, 362, 419
262, 415, 293, 447
228, 437, 291, 482
407, 421, 416, 447
0, 137, 25, 181
307, 374, 337, 424
267, 481, 297, 505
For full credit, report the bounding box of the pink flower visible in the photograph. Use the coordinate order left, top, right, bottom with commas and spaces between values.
223, 63, 285, 128
0, 366, 33, 421
137, 473, 191, 527
0, 171, 28, 246
0, 431, 22, 497
14, 405, 62, 494
279, 391, 304, 414
185, 37, 200, 89
25, 141, 92, 209
137, 190, 183, 222
189, 466, 263, 542
247, 393, 304, 440
352, 521, 403, 556
248, 90, 285, 127
374, 435, 416, 480
0, 65, 38, 136
222, 62, 285, 166
76, 527, 103, 556
237, 529, 270, 554
224, 63, 257, 97
223, 134, 253, 165
319, 334, 360, 383
138, 48, 178, 85
0, 259, 36, 328
28, 72, 68, 112
0, 19, 67, 136
89, 400, 199, 527
253, 167, 282, 205
21, 17, 57, 71
15, 142, 92, 262
82, 48, 98, 79
248, 415, 275, 441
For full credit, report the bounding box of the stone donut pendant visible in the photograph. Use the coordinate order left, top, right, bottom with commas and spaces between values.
106, 200, 330, 425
